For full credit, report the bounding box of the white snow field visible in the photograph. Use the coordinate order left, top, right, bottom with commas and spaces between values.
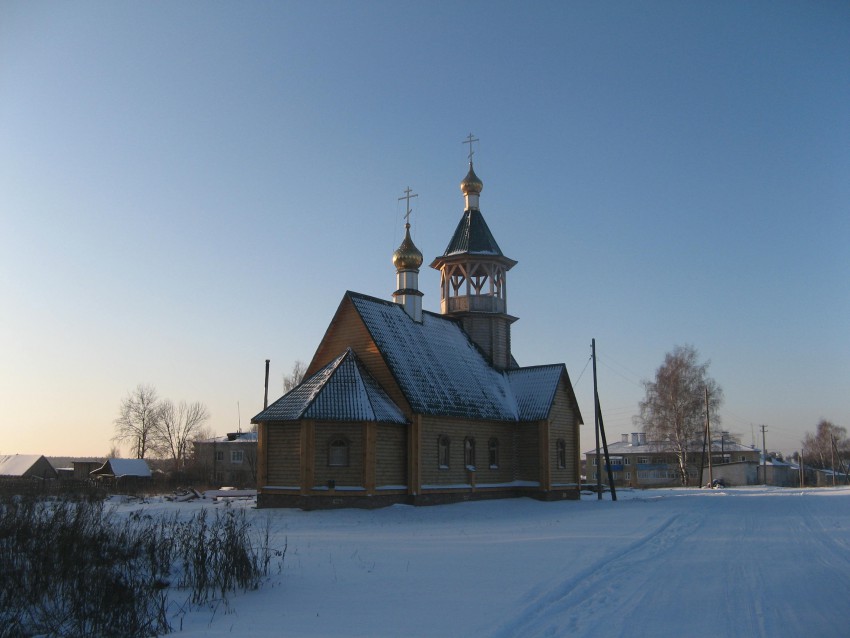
118, 487, 850, 637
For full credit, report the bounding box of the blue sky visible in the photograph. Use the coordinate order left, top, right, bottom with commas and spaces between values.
1, 1, 847, 457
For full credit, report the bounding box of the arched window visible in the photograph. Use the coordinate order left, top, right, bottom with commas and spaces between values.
556, 439, 567, 469
488, 437, 500, 469
438, 435, 450, 469
464, 437, 476, 470
328, 437, 350, 467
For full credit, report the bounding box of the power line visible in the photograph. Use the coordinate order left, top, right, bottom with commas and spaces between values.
598, 359, 643, 388
572, 354, 592, 389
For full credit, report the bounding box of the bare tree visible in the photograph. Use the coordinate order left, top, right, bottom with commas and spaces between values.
113, 384, 162, 459
802, 419, 848, 470
157, 400, 210, 473
283, 360, 307, 393
244, 444, 258, 484
635, 345, 723, 485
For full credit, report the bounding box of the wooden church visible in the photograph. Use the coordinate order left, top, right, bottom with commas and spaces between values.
253, 145, 583, 508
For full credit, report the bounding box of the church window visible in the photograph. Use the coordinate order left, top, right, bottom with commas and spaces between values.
556, 439, 566, 469
464, 437, 476, 470
438, 436, 450, 469
329, 438, 350, 467
488, 438, 499, 469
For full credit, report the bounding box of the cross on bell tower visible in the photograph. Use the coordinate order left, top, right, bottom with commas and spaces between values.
430, 136, 518, 369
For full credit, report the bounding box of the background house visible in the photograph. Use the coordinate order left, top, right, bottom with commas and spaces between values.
193, 431, 258, 488
0, 454, 58, 480
90, 458, 151, 488
586, 433, 761, 488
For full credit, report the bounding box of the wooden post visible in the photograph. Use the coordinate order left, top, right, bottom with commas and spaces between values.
364, 422, 376, 495
301, 420, 315, 495
257, 423, 267, 490
539, 421, 551, 491
408, 415, 421, 496
761, 425, 768, 485
592, 339, 601, 500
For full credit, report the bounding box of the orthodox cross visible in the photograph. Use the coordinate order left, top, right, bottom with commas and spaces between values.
399, 186, 418, 224
463, 133, 479, 162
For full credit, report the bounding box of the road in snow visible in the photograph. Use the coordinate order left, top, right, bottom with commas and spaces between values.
122, 487, 850, 637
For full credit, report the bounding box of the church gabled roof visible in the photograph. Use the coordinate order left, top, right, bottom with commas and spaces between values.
253, 347, 408, 424
506, 364, 570, 422
349, 293, 583, 423
347, 292, 520, 421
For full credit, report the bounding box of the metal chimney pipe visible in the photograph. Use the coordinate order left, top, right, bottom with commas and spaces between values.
264, 359, 270, 409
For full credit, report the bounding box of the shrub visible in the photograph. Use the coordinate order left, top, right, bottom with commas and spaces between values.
0, 496, 282, 637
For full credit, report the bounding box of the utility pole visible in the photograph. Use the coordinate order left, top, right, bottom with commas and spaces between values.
760, 425, 768, 485
799, 450, 805, 488
830, 434, 837, 487
592, 339, 601, 500
705, 386, 713, 487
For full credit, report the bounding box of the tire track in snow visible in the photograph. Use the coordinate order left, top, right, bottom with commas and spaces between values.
799, 496, 850, 572
487, 511, 704, 638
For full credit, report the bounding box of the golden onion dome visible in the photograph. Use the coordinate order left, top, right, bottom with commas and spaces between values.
392, 224, 423, 270
460, 162, 483, 195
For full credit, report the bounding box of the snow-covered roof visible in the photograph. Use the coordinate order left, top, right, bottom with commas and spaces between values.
506, 365, 566, 421
255, 292, 581, 426
350, 292, 519, 420
92, 458, 151, 478
0, 454, 48, 476
199, 432, 258, 444
584, 439, 760, 456
254, 348, 407, 424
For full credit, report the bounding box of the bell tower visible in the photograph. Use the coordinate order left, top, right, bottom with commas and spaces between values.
430, 135, 518, 369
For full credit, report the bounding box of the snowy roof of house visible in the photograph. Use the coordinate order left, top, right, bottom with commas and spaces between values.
198, 432, 258, 444
255, 292, 582, 425
254, 347, 408, 424
0, 454, 48, 476
584, 439, 760, 456
92, 458, 151, 478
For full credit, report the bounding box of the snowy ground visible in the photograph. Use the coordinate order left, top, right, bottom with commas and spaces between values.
111, 487, 850, 637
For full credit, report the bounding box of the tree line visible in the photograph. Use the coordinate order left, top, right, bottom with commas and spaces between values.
632, 344, 846, 483
801, 419, 848, 473
113, 384, 210, 471
112, 361, 307, 473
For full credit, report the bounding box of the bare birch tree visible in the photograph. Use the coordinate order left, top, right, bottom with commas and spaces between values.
113, 384, 162, 459
157, 400, 210, 472
635, 345, 723, 485
802, 419, 848, 470
283, 360, 307, 393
